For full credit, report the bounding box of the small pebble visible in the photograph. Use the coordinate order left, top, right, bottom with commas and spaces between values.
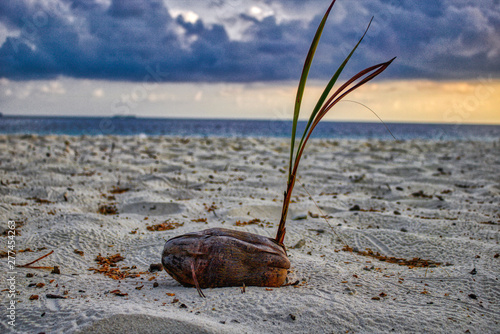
46, 294, 66, 299
149, 263, 163, 272
349, 205, 361, 211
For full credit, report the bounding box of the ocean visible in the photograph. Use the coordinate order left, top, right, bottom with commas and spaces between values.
0, 116, 499, 141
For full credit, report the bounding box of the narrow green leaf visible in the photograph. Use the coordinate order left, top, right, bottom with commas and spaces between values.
276, 0, 395, 244
318, 57, 397, 123
289, 0, 336, 179
294, 17, 374, 169
299, 58, 397, 165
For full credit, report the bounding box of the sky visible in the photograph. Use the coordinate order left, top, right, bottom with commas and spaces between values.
0, 0, 499, 124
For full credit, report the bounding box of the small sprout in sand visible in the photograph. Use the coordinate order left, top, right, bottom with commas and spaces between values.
161, 0, 394, 297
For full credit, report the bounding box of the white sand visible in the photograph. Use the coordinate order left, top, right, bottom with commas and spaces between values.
0, 134, 499, 333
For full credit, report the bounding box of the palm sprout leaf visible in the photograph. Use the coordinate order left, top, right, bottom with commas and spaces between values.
275, 0, 395, 244
289, 0, 337, 179
294, 17, 374, 170
293, 58, 396, 179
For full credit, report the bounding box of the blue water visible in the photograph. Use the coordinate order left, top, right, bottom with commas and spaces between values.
0, 116, 499, 141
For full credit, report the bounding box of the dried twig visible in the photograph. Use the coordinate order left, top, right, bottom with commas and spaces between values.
17, 250, 54, 268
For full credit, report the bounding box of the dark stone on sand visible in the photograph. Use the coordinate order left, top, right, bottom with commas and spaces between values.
46, 294, 66, 299
149, 263, 163, 272
349, 205, 361, 211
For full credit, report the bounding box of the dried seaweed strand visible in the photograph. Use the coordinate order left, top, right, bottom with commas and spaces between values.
17, 250, 54, 268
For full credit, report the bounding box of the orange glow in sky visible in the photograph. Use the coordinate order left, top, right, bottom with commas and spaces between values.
1, 78, 498, 125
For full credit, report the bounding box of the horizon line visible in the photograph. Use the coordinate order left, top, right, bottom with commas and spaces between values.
1, 114, 499, 126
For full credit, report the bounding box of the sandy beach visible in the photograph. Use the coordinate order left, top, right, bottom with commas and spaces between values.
1, 134, 499, 333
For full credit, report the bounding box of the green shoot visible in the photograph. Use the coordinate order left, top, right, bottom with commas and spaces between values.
276, 0, 395, 244
288, 0, 336, 180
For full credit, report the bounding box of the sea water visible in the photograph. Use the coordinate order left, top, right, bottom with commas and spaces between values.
0, 116, 499, 141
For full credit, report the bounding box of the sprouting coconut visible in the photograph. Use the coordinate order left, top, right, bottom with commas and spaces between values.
162, 0, 395, 297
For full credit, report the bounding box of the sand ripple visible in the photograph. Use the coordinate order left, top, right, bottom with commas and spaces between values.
0, 135, 499, 333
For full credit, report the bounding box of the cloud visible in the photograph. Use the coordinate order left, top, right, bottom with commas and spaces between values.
92, 88, 104, 98
39, 81, 66, 94
0, 0, 498, 82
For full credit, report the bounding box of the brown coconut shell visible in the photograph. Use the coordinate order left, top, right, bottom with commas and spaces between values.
162, 228, 290, 295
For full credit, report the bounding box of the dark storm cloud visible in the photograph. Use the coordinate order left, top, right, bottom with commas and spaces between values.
0, 0, 498, 82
